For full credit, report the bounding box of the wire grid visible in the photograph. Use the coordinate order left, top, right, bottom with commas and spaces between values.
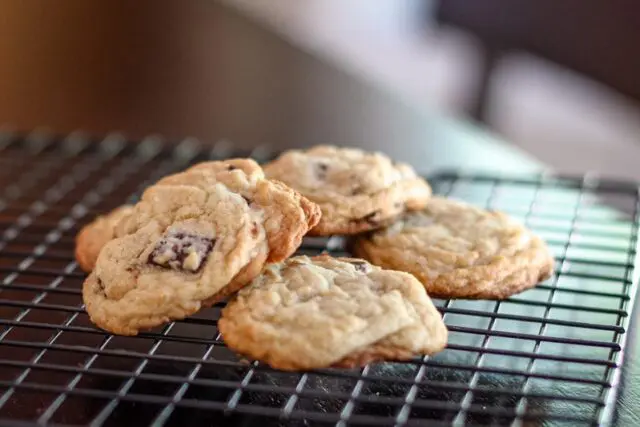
0, 131, 637, 427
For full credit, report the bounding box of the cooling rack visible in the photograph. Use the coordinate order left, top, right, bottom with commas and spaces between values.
0, 132, 637, 426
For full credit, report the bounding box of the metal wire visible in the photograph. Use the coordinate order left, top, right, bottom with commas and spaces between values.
0, 132, 637, 426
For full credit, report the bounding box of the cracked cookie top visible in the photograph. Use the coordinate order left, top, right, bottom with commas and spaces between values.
354, 197, 555, 299
75, 160, 266, 273
263, 145, 431, 235
218, 255, 448, 371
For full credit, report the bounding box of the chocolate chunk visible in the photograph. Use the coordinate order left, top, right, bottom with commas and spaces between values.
227, 165, 238, 171
349, 260, 370, 273
96, 278, 106, 296
149, 230, 215, 273
242, 195, 252, 205
352, 210, 381, 225
315, 162, 329, 179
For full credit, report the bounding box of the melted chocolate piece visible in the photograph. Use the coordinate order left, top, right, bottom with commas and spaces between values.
351, 185, 364, 195
315, 162, 329, 179
227, 165, 238, 171
96, 278, 106, 296
349, 260, 371, 273
148, 230, 215, 273
352, 210, 381, 225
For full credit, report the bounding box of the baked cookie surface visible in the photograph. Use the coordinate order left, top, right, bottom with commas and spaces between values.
263, 145, 431, 235
74, 160, 290, 273
353, 197, 555, 299
75, 205, 134, 272
74, 161, 242, 273
83, 159, 320, 336
218, 255, 448, 371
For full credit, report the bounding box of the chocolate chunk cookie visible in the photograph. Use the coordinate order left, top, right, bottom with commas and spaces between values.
75, 205, 134, 272
263, 145, 432, 236
74, 160, 267, 273
353, 197, 555, 299
218, 255, 448, 371
83, 159, 321, 335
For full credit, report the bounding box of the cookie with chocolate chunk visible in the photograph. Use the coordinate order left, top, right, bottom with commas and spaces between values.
353, 197, 555, 299
83, 159, 321, 335
75, 160, 267, 273
263, 145, 431, 236
75, 205, 134, 272
218, 255, 448, 371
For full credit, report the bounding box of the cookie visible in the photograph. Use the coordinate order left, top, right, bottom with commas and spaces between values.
74, 161, 268, 272
353, 197, 555, 299
83, 159, 321, 336
218, 255, 448, 371
263, 145, 432, 236
75, 205, 134, 272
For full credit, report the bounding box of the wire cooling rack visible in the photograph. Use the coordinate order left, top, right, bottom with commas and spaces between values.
0, 132, 638, 427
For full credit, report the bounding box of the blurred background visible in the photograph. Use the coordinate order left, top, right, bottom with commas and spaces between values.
1, 0, 639, 178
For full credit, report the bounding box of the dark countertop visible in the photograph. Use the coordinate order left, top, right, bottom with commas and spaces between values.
0, 1, 636, 426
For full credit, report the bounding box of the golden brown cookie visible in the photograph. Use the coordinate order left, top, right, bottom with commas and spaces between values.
75, 205, 134, 272
353, 197, 555, 299
74, 161, 270, 273
263, 145, 431, 236
83, 159, 321, 336
218, 255, 448, 371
